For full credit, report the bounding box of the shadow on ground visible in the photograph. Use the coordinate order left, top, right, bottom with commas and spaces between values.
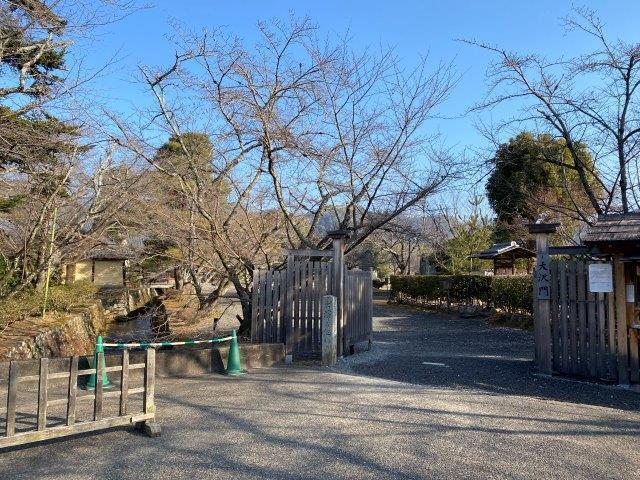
342, 298, 640, 412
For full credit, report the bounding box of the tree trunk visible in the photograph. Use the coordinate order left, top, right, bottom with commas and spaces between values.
229, 272, 252, 336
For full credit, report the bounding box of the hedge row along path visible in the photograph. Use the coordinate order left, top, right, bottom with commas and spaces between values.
1, 293, 639, 479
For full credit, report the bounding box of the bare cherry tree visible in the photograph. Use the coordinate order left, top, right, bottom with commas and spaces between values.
466, 7, 640, 217
112, 17, 460, 332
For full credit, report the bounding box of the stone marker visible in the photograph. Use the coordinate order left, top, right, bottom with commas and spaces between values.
322, 295, 338, 366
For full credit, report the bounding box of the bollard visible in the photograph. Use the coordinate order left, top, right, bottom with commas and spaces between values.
86, 335, 113, 390
225, 329, 245, 376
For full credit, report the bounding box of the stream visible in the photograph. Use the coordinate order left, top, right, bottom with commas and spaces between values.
105, 312, 156, 343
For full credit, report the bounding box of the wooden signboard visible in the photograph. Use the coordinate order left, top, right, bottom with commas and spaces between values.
534, 253, 551, 300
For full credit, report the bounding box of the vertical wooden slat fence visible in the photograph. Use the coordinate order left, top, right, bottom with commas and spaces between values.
549, 260, 617, 381
1, 350, 156, 449
251, 250, 372, 357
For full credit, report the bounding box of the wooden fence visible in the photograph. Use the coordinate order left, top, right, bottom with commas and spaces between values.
548, 261, 617, 381
0, 349, 155, 449
251, 253, 373, 357
251, 260, 333, 352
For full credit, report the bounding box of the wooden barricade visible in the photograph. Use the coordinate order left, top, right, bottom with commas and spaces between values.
1, 349, 156, 449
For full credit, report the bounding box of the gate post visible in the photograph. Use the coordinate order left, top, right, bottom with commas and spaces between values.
527, 221, 559, 375
328, 230, 349, 357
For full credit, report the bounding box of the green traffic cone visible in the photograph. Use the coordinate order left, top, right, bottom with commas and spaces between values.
225, 329, 245, 376
86, 335, 113, 390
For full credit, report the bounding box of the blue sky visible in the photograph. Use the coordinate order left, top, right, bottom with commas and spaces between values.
75, 0, 640, 169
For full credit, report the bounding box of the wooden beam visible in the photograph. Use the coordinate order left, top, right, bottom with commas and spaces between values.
0, 413, 154, 450
284, 249, 333, 257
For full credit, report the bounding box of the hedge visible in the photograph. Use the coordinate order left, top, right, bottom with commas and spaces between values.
390, 274, 533, 315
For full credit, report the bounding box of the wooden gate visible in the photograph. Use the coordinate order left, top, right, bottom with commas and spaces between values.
251, 238, 373, 357
548, 261, 617, 381
345, 269, 374, 350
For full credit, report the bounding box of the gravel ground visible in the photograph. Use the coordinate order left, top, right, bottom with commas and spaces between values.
1, 299, 639, 479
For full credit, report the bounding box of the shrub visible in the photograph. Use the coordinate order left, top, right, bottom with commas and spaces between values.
372, 278, 387, 289
490, 275, 532, 315
390, 274, 532, 315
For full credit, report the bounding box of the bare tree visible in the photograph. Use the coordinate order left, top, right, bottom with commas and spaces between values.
112, 17, 460, 332
465, 7, 640, 217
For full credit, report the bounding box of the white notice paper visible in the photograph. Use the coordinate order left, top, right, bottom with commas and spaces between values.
588, 263, 613, 293
626, 284, 635, 303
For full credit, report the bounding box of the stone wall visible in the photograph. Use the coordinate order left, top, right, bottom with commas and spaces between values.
2, 303, 107, 360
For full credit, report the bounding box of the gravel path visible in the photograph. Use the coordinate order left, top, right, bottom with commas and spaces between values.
1, 300, 639, 479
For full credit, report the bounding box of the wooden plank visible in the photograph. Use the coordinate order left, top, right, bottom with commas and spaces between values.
5, 361, 18, 437
587, 286, 598, 378
367, 270, 373, 343
250, 269, 259, 343
285, 255, 294, 354
272, 270, 280, 344
94, 353, 104, 421
293, 259, 302, 352
37, 358, 49, 431
303, 260, 310, 351
567, 261, 578, 375
576, 262, 587, 375
550, 261, 560, 372
278, 269, 286, 343
627, 264, 640, 383
67, 357, 78, 426
331, 236, 346, 357
606, 291, 617, 380
313, 261, 321, 351
558, 261, 568, 373
0, 413, 154, 450
596, 292, 608, 379
143, 348, 156, 416
264, 269, 273, 344
613, 258, 629, 385
120, 350, 129, 416
306, 262, 313, 351
260, 270, 268, 343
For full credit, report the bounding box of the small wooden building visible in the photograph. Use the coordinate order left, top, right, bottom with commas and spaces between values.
470, 241, 535, 275
64, 248, 129, 288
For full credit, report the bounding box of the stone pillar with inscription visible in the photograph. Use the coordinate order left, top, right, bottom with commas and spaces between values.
526, 221, 559, 375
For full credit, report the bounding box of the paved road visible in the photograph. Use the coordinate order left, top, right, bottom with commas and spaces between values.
1, 301, 639, 479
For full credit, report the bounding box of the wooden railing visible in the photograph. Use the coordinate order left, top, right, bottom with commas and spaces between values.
1, 349, 156, 449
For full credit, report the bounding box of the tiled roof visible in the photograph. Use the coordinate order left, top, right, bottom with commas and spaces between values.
470, 241, 535, 259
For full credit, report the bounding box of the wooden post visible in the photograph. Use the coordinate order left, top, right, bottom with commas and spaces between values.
144, 348, 156, 416
67, 357, 78, 426
527, 222, 559, 375
120, 350, 129, 416
322, 295, 338, 365
614, 256, 630, 385
6, 361, 18, 437
328, 230, 349, 357
94, 353, 103, 421
37, 358, 49, 431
